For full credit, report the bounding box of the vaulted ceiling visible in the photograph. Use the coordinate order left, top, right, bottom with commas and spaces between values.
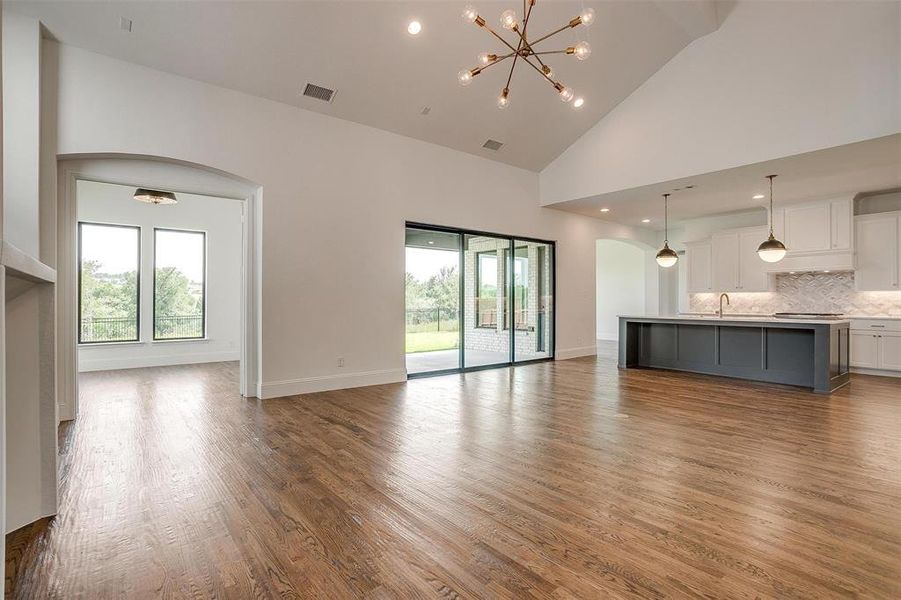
8, 0, 722, 171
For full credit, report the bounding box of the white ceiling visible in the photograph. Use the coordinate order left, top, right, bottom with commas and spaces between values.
547, 134, 901, 229
8, 0, 721, 171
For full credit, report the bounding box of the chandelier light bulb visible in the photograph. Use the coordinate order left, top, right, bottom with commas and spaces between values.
574, 41, 591, 61
579, 7, 596, 26
458, 69, 474, 86
407, 21, 422, 35
462, 5, 479, 23
478, 52, 495, 66
500, 9, 517, 30
497, 88, 510, 109
573, 97, 585, 109
559, 86, 575, 102
542, 65, 553, 79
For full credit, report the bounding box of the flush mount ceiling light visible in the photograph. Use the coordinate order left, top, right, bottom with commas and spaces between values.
458, 2, 595, 109
599, 207, 610, 212
757, 174, 787, 263
134, 188, 177, 205
642, 219, 651, 223
753, 193, 765, 200
656, 193, 678, 268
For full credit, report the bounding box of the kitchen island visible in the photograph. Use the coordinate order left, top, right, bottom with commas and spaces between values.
618, 315, 851, 393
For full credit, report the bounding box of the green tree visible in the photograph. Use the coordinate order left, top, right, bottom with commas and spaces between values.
154, 267, 203, 337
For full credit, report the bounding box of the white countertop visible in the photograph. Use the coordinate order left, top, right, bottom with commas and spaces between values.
619, 314, 851, 325
847, 315, 901, 320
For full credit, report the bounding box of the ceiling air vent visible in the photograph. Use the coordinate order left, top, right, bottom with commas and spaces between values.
302, 83, 336, 103
482, 139, 504, 151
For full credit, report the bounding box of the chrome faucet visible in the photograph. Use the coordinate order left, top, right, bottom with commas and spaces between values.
718, 293, 731, 318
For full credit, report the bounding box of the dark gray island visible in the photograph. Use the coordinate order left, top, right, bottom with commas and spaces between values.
618, 315, 850, 394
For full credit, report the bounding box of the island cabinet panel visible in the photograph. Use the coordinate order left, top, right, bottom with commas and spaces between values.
718, 327, 762, 369
619, 317, 850, 393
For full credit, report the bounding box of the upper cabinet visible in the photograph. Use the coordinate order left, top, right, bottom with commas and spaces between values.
710, 226, 772, 293
855, 212, 900, 291
769, 197, 854, 272
685, 241, 712, 293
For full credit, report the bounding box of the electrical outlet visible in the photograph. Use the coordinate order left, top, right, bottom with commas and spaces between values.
337, 357, 344, 368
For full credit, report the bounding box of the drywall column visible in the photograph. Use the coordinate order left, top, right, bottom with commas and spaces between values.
2, 12, 41, 256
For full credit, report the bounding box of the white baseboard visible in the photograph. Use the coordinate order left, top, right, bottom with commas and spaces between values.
850, 367, 901, 378
596, 334, 618, 342
260, 368, 407, 399
555, 345, 598, 360
78, 350, 240, 372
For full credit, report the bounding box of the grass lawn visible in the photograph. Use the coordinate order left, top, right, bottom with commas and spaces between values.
405, 330, 459, 353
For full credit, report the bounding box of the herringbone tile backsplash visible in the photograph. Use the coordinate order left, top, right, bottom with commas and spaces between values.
689, 272, 901, 316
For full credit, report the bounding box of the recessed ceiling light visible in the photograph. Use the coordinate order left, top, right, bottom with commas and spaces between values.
427, 240, 434, 245
573, 97, 585, 109
642, 219, 651, 223
753, 193, 765, 200
789, 271, 796, 274
823, 270, 830, 273
599, 208, 610, 212
407, 20, 422, 35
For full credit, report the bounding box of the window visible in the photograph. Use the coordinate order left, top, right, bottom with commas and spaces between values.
153, 228, 206, 340
78, 222, 141, 343
475, 251, 498, 327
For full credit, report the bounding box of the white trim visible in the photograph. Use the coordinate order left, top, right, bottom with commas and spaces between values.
596, 333, 618, 342
79, 350, 239, 372
850, 367, 901, 378
555, 345, 598, 360
260, 368, 407, 399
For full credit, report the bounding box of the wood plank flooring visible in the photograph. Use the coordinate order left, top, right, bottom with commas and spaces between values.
7, 349, 901, 598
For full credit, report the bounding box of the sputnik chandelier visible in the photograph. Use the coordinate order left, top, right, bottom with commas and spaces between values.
458, 1, 595, 109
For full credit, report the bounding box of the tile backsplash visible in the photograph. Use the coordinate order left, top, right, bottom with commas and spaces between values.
689, 271, 901, 316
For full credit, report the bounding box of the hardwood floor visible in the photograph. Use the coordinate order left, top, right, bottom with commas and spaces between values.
7, 351, 901, 598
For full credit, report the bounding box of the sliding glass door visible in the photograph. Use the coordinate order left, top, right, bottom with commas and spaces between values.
405, 223, 554, 377
512, 240, 554, 362
405, 228, 461, 374
463, 234, 510, 369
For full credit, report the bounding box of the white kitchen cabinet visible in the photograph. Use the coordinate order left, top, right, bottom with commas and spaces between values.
685, 241, 712, 292
712, 232, 739, 291
855, 213, 900, 291
850, 331, 879, 369
738, 228, 770, 292
709, 227, 772, 293
850, 320, 901, 373
878, 332, 901, 371
785, 202, 830, 252
830, 198, 852, 250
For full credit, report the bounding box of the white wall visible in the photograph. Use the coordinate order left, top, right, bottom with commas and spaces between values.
76, 180, 242, 372
596, 240, 647, 341
541, 1, 901, 205
2, 11, 41, 256
47, 42, 656, 397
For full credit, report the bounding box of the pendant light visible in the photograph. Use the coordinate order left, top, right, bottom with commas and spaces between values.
757, 174, 787, 263
134, 188, 178, 205
656, 193, 678, 268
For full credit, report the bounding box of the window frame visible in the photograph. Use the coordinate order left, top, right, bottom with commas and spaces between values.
77, 221, 142, 345
152, 227, 208, 342
475, 250, 499, 329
